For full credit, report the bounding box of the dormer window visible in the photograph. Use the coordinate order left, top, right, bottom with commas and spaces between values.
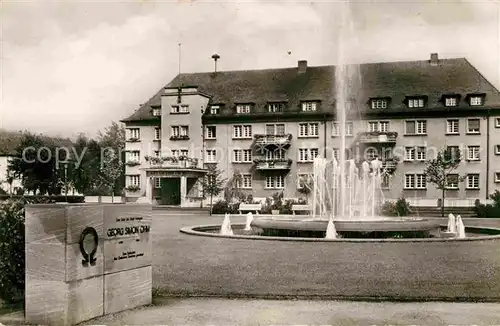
445, 97, 457, 107
302, 101, 317, 112
407, 97, 425, 108
209, 105, 220, 114
152, 108, 161, 116
236, 104, 252, 114
268, 102, 285, 113
470, 96, 483, 106
370, 99, 388, 109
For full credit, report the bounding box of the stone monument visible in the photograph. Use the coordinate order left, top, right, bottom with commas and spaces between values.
25, 203, 152, 325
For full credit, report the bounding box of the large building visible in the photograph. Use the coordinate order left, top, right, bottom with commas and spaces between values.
121, 53, 500, 207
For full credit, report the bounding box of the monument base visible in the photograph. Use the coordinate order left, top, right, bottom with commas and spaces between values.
25, 203, 152, 326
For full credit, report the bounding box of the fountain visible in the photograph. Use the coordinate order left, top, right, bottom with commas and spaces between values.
456, 215, 466, 239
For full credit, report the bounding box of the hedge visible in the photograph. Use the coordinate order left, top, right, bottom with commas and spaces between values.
0, 195, 85, 203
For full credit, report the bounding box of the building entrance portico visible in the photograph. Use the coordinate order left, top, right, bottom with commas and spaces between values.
142, 166, 207, 207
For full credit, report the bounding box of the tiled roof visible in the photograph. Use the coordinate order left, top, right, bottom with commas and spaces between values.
121, 58, 500, 122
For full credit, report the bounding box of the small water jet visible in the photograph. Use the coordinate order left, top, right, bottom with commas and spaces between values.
245, 212, 254, 231
220, 213, 233, 236
456, 215, 466, 239
325, 218, 337, 239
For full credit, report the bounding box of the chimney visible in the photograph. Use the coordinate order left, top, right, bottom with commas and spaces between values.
298, 60, 307, 74
430, 53, 439, 66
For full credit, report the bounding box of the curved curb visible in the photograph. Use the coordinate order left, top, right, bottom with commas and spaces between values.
179, 224, 500, 243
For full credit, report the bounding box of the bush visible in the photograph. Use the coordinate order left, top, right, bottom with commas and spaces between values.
0, 197, 55, 305
0, 195, 84, 203
473, 191, 500, 218
381, 198, 411, 217
0, 200, 25, 304
211, 200, 239, 214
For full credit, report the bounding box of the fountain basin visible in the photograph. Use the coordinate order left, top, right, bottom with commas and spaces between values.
250, 217, 440, 233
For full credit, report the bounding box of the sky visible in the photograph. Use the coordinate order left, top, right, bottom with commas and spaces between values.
1, 0, 499, 138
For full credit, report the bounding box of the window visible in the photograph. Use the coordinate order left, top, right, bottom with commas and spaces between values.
446, 146, 461, 162
154, 127, 161, 140
332, 122, 353, 136
467, 119, 480, 134
298, 123, 319, 137
416, 147, 426, 161
266, 124, 285, 135
404, 174, 415, 189
404, 174, 426, 189
152, 108, 161, 116
301, 101, 317, 112
495, 118, 500, 128
154, 178, 161, 188
266, 149, 285, 160
446, 174, 459, 189
466, 174, 480, 189
171, 104, 189, 113
415, 174, 426, 189
405, 120, 427, 135
236, 104, 252, 114
371, 99, 387, 109
206, 126, 216, 139
298, 148, 319, 162
171, 149, 188, 157
268, 103, 285, 112
368, 121, 389, 132
127, 128, 140, 140
210, 105, 220, 114
470, 96, 483, 106
233, 125, 252, 138
467, 146, 480, 161
236, 174, 252, 189
171, 126, 189, 137
205, 149, 217, 163
243, 149, 252, 162
496, 145, 500, 155
446, 119, 459, 134
332, 148, 339, 161
127, 151, 140, 162
381, 174, 390, 188
407, 98, 425, 108
495, 172, 500, 183
127, 175, 140, 187
265, 176, 284, 189
445, 97, 457, 107
233, 149, 252, 163
297, 174, 313, 189
404, 147, 416, 161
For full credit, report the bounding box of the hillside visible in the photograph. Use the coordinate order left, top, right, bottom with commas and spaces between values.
0, 129, 74, 156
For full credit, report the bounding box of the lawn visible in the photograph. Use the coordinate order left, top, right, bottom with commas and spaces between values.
152, 212, 500, 300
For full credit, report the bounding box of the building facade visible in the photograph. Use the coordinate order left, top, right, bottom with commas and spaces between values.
121, 53, 500, 207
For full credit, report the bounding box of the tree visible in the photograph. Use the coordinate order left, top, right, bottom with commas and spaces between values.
7, 133, 67, 195
97, 122, 125, 195
99, 150, 124, 202
223, 171, 244, 203
71, 134, 103, 195
424, 147, 463, 217
202, 164, 226, 215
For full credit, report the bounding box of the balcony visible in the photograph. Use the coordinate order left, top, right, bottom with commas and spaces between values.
254, 134, 292, 150
253, 158, 292, 171
356, 131, 397, 144
144, 156, 201, 169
